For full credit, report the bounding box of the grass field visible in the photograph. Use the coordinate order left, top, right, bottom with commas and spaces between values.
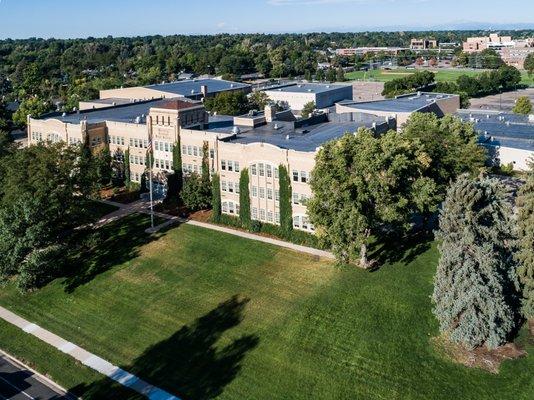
0, 214, 532, 399
345, 68, 534, 86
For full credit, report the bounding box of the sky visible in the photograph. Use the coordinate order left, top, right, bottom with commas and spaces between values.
0, 0, 533, 39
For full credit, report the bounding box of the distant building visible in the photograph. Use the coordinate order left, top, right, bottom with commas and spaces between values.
500, 47, 534, 70
462, 34, 515, 53
262, 83, 353, 111
457, 110, 534, 171
335, 47, 408, 57
410, 38, 438, 51
336, 92, 460, 127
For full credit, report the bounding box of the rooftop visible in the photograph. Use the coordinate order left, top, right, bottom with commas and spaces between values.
202, 112, 390, 152
146, 78, 250, 97
339, 92, 456, 113
41, 98, 200, 124
456, 110, 534, 151
263, 83, 352, 95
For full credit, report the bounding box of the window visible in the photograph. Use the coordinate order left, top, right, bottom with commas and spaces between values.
193, 146, 198, 157
235, 184, 240, 194
130, 138, 134, 147
228, 161, 233, 172
235, 162, 240, 173
266, 165, 272, 178
144, 139, 148, 148
259, 188, 265, 199
274, 167, 279, 179
228, 182, 234, 193
165, 142, 170, 152
252, 208, 258, 220
293, 216, 300, 228
302, 217, 309, 230
193, 164, 198, 173
222, 202, 228, 213
221, 181, 227, 192
221, 160, 226, 170
210, 149, 215, 159
292, 170, 299, 182
187, 145, 192, 155
267, 211, 273, 223
301, 171, 308, 183
251, 164, 257, 175
252, 186, 258, 197
182, 145, 187, 154
228, 202, 235, 214
259, 163, 265, 177
275, 190, 280, 202
293, 193, 299, 205
275, 212, 280, 224
259, 209, 266, 221
267, 188, 273, 200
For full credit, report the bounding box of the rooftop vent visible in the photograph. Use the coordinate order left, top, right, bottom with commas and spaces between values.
191, 89, 196, 94
285, 134, 290, 140
62, 112, 67, 117
232, 126, 241, 135
274, 123, 281, 130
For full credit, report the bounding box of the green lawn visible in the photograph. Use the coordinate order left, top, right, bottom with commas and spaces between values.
0, 214, 532, 399
346, 68, 534, 86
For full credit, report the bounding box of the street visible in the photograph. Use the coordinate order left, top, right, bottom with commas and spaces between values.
0, 354, 72, 400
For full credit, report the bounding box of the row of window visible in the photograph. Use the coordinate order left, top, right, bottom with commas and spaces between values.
154, 140, 172, 152
221, 181, 240, 194
293, 215, 314, 231
131, 172, 143, 183
222, 201, 240, 215
251, 186, 279, 202
221, 160, 240, 173
68, 137, 82, 145
292, 170, 309, 183
155, 159, 173, 171
31, 132, 43, 141
252, 208, 280, 224
182, 144, 208, 158
129, 155, 147, 166
155, 115, 172, 126
109, 135, 125, 146
90, 136, 102, 147
129, 138, 149, 149
183, 163, 200, 174
250, 163, 278, 179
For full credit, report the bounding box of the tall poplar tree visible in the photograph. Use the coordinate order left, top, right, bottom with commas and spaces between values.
239, 169, 251, 229
432, 175, 520, 349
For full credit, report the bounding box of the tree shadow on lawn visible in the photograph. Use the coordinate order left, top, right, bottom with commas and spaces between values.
70, 295, 259, 400
62, 214, 173, 293
368, 230, 433, 270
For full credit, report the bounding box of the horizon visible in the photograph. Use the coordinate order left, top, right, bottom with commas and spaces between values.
0, 0, 533, 40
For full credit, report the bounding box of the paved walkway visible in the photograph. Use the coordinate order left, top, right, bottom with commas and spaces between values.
97, 199, 335, 260
0, 307, 180, 400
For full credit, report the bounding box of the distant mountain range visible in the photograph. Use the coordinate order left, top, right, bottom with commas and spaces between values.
290, 21, 534, 34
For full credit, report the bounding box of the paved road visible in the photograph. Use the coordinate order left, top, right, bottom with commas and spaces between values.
0, 354, 71, 399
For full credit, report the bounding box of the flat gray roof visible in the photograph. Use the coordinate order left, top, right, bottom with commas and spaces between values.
456, 110, 534, 151
42, 99, 167, 124
146, 78, 250, 96
341, 92, 456, 113
204, 113, 388, 152
263, 83, 352, 95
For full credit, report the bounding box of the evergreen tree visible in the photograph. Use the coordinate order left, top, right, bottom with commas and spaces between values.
124, 147, 131, 187
211, 173, 221, 223
239, 169, 251, 229
278, 165, 293, 237
432, 175, 520, 349
516, 159, 534, 324
166, 141, 183, 201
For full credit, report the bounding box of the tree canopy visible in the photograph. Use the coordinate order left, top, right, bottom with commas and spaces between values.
513, 96, 533, 115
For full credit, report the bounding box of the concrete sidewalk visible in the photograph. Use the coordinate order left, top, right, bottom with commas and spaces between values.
0, 306, 181, 400
97, 199, 335, 260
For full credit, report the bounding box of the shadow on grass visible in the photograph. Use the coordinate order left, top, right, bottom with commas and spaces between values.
63, 213, 173, 293
70, 295, 259, 400
369, 230, 433, 270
